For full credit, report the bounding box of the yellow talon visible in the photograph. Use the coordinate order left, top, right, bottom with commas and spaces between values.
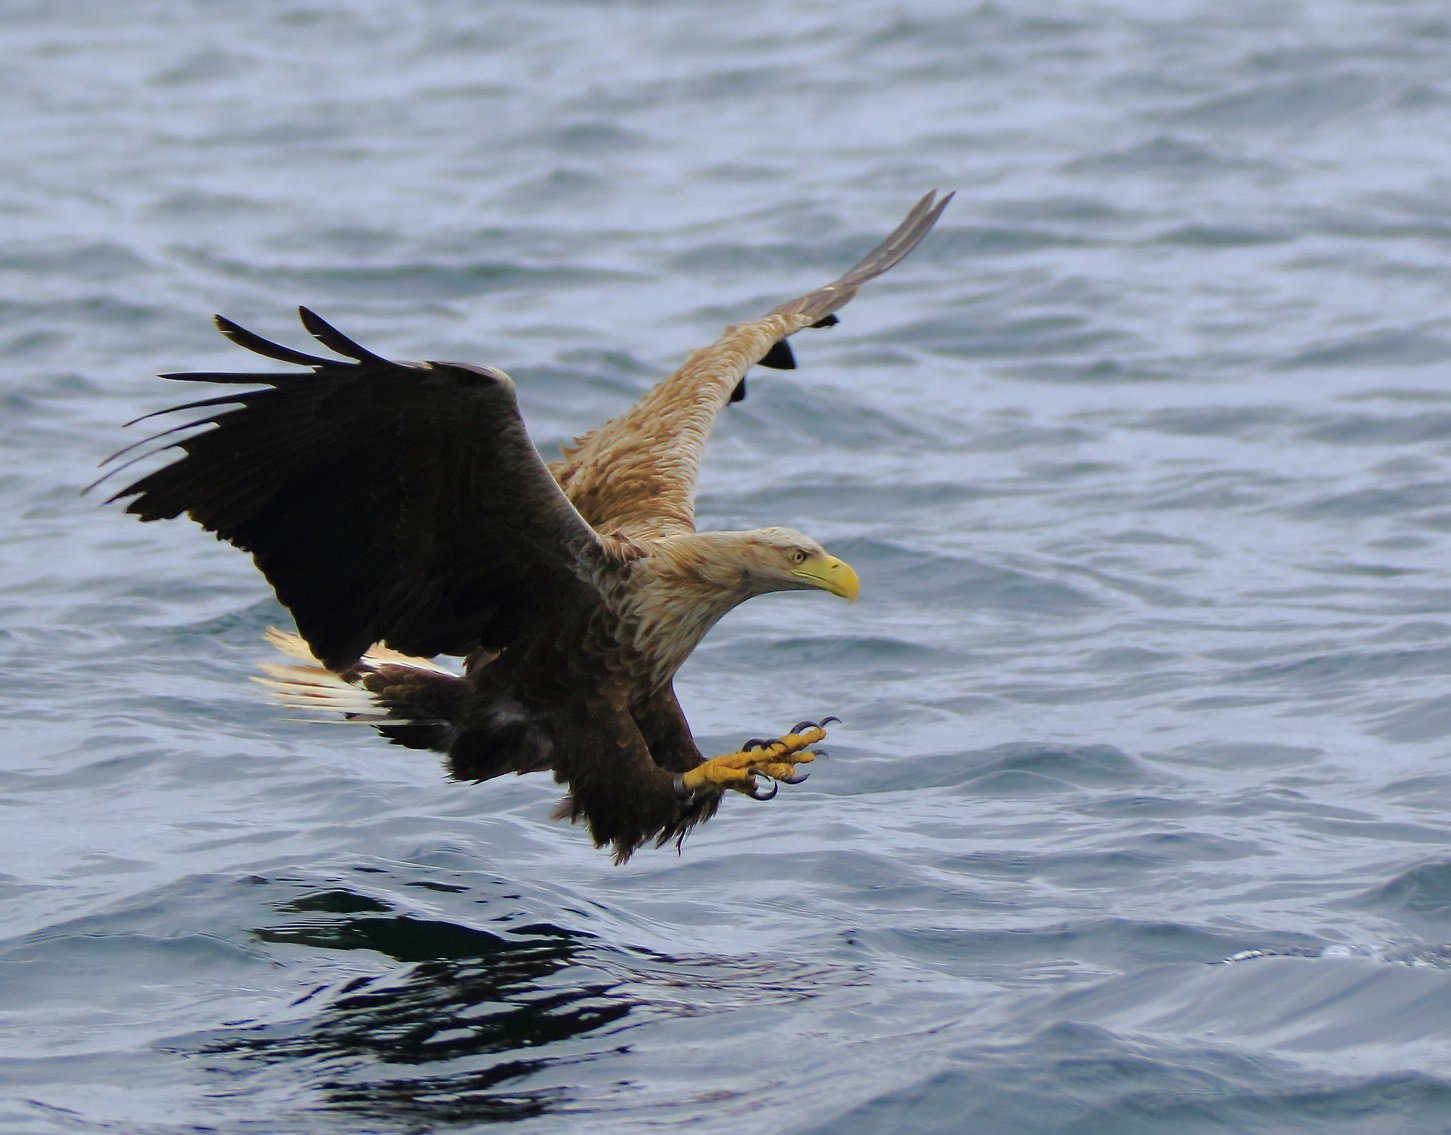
679, 721, 830, 797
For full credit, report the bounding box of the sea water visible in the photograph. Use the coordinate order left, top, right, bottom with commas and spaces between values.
5, 2, 1451, 1131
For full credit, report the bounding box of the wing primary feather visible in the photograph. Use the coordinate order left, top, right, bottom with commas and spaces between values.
91, 393, 268, 494
768, 189, 953, 324
835, 189, 954, 287
297, 306, 391, 365
103, 414, 229, 463
88, 440, 196, 499
729, 377, 747, 403
157, 370, 306, 385
123, 391, 252, 427
810, 314, 839, 329
213, 314, 334, 368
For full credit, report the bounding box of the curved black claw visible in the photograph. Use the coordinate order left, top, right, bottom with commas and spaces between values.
819, 715, 841, 727
746, 738, 777, 751
791, 720, 819, 735
778, 770, 811, 785
746, 773, 779, 801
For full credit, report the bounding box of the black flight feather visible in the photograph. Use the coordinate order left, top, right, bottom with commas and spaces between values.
298, 306, 391, 365
757, 339, 796, 370
213, 315, 334, 368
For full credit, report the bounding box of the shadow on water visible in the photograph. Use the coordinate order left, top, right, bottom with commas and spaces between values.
196, 885, 635, 1127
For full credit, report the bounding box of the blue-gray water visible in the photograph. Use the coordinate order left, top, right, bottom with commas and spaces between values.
6, 1, 1451, 1131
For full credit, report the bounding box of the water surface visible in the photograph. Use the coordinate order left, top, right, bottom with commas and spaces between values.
6, 2, 1451, 1132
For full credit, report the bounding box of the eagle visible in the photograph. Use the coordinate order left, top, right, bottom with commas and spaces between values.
99, 191, 952, 860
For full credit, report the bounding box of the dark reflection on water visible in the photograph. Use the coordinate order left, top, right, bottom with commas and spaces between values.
198, 886, 633, 1126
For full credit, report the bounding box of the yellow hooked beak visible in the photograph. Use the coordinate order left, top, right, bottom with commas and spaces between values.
792, 553, 860, 604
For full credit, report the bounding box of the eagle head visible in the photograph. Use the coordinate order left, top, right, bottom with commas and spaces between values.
733, 527, 859, 603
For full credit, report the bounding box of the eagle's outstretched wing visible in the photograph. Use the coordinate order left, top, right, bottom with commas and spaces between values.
549, 190, 952, 540
97, 308, 608, 671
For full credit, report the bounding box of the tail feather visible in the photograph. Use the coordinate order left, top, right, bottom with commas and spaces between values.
253, 661, 387, 719
255, 628, 469, 751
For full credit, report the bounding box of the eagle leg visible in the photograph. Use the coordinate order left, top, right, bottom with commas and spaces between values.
676, 721, 831, 798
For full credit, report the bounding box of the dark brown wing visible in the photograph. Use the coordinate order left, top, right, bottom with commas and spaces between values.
99, 308, 607, 670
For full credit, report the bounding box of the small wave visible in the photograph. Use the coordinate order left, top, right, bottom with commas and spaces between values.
890, 312, 1131, 362
173, 247, 627, 300
1064, 134, 1248, 175
806, 1015, 1451, 1135
0, 241, 150, 282
997, 357, 1183, 384
1277, 328, 1451, 371
884, 917, 1318, 974
856, 741, 1152, 796
1171, 72, 1382, 130
1358, 859, 1451, 921
1291, 480, 1451, 521
828, 537, 1101, 615
534, 121, 648, 155
1135, 405, 1301, 439
1153, 224, 1292, 247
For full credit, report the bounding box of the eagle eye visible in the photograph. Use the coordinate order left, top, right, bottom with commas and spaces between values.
790, 549, 808, 565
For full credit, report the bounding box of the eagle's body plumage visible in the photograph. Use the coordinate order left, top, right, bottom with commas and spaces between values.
102, 192, 951, 859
